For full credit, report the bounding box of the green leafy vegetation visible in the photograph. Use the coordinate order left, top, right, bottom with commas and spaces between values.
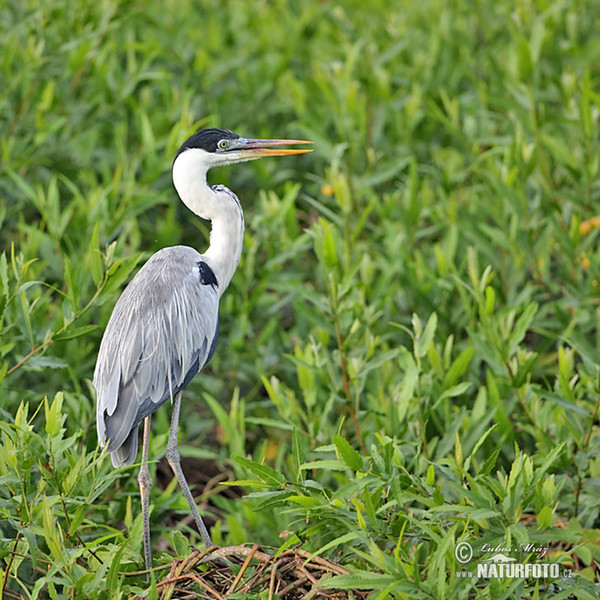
2, 0, 600, 597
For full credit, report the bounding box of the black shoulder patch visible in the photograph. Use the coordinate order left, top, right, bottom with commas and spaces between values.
198, 261, 218, 288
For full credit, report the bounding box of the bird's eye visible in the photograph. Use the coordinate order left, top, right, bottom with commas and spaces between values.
217, 139, 229, 150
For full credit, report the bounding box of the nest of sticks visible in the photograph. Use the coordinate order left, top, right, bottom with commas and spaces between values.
136, 544, 369, 600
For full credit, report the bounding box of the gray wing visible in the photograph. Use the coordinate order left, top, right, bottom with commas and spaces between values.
93, 246, 220, 468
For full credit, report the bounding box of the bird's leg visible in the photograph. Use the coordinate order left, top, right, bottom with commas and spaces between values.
165, 392, 213, 547
138, 416, 153, 578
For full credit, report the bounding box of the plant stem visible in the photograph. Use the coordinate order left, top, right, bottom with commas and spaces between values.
329, 274, 366, 454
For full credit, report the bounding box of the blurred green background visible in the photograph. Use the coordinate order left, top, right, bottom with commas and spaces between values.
1, 0, 600, 597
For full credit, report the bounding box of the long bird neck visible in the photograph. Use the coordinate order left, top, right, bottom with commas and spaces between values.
172, 154, 245, 294
202, 191, 244, 292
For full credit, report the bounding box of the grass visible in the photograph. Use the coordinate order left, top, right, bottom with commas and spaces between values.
1, 0, 600, 597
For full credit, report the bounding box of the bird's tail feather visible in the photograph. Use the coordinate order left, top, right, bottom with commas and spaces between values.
110, 426, 139, 467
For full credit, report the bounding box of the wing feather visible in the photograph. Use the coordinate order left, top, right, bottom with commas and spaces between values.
93, 246, 219, 466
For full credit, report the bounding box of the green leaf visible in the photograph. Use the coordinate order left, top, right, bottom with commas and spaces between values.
426, 464, 435, 487
540, 133, 578, 170
455, 431, 463, 467
322, 224, 338, 268
508, 303, 538, 355
287, 495, 323, 508
41, 496, 62, 561
535, 388, 588, 415
300, 460, 348, 471
439, 381, 472, 401
106, 545, 124, 589
26, 356, 69, 370
517, 34, 533, 80
233, 456, 286, 487
294, 344, 316, 408
415, 312, 437, 358
537, 505, 553, 529
47, 582, 60, 600
203, 393, 238, 448
63, 255, 79, 311
303, 530, 363, 560
0, 252, 8, 316
23, 528, 38, 572
89, 223, 103, 287
44, 392, 63, 436
148, 573, 159, 600
321, 570, 399, 590
333, 434, 363, 471
67, 505, 86, 537
398, 351, 418, 421
511, 352, 539, 388
443, 346, 474, 388
484, 285, 495, 315
292, 428, 306, 483
53, 324, 101, 341
226, 479, 270, 489
464, 424, 497, 472
172, 530, 189, 557
538, 442, 566, 477
0, 361, 7, 386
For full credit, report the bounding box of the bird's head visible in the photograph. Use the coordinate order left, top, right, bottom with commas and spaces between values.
174, 128, 312, 169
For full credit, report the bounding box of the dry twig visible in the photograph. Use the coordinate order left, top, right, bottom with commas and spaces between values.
132, 544, 371, 600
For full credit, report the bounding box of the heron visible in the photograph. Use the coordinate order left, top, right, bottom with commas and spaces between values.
93, 128, 312, 573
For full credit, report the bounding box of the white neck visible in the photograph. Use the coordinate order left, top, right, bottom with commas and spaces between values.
172, 149, 245, 294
